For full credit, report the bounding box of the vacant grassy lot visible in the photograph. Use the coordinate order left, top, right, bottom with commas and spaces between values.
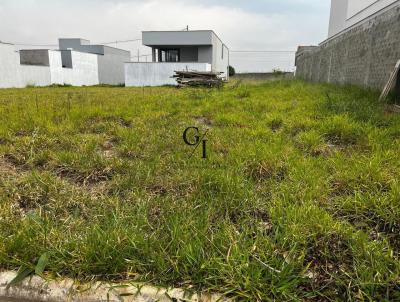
0, 80, 399, 301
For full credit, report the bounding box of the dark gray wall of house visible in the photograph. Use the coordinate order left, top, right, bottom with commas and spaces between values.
59, 39, 90, 50
198, 46, 213, 64
295, 4, 400, 90
180, 47, 198, 62
19, 50, 50, 66
60, 50, 73, 68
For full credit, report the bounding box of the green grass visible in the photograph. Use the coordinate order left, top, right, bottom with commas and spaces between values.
0, 80, 399, 301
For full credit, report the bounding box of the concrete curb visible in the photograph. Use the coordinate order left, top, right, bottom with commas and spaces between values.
0, 271, 230, 302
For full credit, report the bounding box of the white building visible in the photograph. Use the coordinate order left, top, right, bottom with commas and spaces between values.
0, 42, 99, 88
0, 38, 131, 89
125, 30, 229, 87
328, 0, 399, 38
59, 39, 130, 85
295, 0, 400, 90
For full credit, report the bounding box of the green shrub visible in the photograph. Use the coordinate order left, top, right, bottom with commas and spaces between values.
228, 65, 236, 77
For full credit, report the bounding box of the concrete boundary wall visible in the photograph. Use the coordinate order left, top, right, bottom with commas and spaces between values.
125, 62, 212, 87
295, 4, 400, 90
0, 43, 22, 88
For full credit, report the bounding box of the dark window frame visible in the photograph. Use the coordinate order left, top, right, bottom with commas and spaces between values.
158, 48, 181, 62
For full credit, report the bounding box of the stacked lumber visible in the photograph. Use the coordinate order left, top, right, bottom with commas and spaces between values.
173, 71, 224, 87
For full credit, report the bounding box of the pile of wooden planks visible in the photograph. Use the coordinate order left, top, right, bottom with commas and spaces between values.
173, 71, 224, 88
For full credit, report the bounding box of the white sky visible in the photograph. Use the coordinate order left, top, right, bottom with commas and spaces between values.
0, 0, 331, 72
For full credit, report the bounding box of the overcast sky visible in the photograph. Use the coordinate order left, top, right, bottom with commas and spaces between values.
0, 0, 331, 72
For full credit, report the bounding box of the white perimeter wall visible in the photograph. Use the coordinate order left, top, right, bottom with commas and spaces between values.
125, 63, 212, 87
19, 65, 51, 87
0, 43, 21, 88
63, 51, 99, 86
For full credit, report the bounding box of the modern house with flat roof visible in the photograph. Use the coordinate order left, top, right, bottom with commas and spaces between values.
295, 0, 400, 90
59, 38, 130, 85
0, 42, 99, 88
125, 30, 229, 87
0, 38, 130, 88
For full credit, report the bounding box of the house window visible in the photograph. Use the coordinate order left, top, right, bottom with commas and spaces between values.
158, 49, 180, 62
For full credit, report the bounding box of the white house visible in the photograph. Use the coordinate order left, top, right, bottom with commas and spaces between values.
0, 42, 100, 88
0, 38, 131, 88
295, 0, 400, 90
328, 0, 399, 38
59, 39, 130, 85
125, 30, 229, 87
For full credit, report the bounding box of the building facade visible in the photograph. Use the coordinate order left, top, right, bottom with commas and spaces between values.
0, 42, 99, 88
59, 39, 130, 85
125, 30, 229, 87
329, 0, 398, 38
295, 0, 400, 90
0, 37, 130, 88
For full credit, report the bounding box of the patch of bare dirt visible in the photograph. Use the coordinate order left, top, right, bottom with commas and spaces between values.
213, 142, 229, 157
14, 129, 33, 137
332, 208, 400, 252
147, 206, 162, 224
329, 178, 390, 197
100, 137, 120, 159
145, 182, 196, 199
0, 156, 18, 176
91, 116, 133, 128
251, 210, 274, 235
0, 153, 28, 174
268, 120, 283, 132
146, 185, 168, 196
0, 138, 10, 145
55, 165, 114, 185
302, 234, 354, 294
247, 161, 286, 183
194, 116, 214, 128
82, 116, 132, 133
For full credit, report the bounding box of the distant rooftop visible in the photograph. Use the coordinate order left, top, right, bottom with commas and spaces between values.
142, 30, 224, 47
58, 38, 130, 56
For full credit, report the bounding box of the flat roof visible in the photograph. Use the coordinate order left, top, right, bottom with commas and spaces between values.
142, 30, 228, 49
59, 38, 130, 54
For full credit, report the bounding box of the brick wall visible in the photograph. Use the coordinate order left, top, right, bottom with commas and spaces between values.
295, 4, 400, 90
